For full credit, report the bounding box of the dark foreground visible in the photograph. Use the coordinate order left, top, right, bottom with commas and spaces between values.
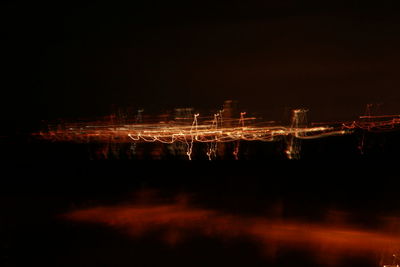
1, 131, 400, 267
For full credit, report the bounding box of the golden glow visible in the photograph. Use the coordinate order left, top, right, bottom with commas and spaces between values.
64, 198, 400, 265
34, 107, 400, 159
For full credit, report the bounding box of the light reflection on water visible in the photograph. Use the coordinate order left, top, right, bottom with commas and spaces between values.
64, 191, 400, 267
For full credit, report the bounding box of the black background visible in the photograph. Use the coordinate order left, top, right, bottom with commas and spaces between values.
3, 0, 400, 134
2, 1, 400, 266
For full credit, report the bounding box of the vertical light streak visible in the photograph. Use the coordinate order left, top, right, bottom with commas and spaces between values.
186, 113, 199, 160
233, 112, 246, 160
207, 113, 220, 160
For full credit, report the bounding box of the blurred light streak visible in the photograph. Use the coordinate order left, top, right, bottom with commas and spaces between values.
33, 105, 400, 159
64, 200, 400, 264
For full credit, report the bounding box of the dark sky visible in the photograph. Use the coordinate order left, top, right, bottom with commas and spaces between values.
3, 0, 400, 132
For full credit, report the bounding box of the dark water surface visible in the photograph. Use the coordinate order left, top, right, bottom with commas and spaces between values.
1, 157, 400, 267
2, 131, 400, 266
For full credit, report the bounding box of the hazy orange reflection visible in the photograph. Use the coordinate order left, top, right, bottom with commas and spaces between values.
64, 200, 400, 263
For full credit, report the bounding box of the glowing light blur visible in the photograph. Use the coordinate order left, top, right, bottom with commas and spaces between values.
64, 198, 400, 265
33, 104, 400, 159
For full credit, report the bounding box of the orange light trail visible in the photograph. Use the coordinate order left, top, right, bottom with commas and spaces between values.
33, 107, 400, 159
34, 116, 349, 143
63, 199, 400, 264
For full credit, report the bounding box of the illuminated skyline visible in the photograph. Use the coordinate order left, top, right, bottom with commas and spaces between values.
33, 102, 400, 160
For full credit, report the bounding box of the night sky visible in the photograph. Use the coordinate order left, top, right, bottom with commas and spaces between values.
3, 0, 400, 132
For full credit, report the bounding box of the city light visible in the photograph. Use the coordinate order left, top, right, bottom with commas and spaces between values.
33, 102, 400, 159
